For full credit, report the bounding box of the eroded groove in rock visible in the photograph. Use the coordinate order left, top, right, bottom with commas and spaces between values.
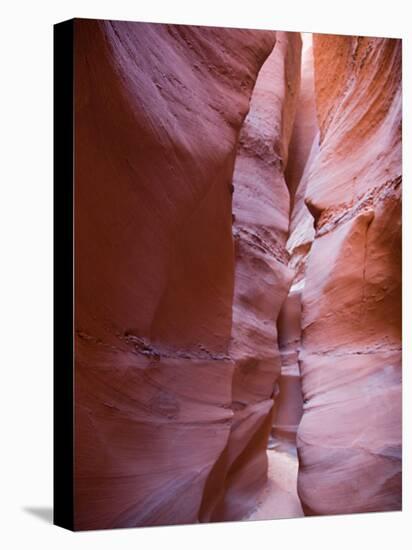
285, 34, 318, 207
272, 288, 303, 443
74, 19, 277, 530
272, 35, 318, 446
202, 32, 302, 522
294, 35, 402, 515
286, 34, 319, 299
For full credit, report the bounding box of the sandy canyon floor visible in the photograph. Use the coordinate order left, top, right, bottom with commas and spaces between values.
246, 442, 303, 521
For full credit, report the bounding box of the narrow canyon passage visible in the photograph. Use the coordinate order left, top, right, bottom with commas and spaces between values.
212, 31, 302, 522
237, 32, 314, 521
74, 20, 402, 529
226, 30, 401, 520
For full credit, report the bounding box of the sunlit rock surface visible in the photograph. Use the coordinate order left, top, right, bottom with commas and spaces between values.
286, 34, 319, 293
295, 35, 402, 515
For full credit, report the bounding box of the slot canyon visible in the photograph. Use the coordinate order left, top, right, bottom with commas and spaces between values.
74, 19, 402, 530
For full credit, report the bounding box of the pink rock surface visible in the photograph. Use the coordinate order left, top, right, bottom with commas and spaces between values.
247, 448, 303, 520
285, 34, 318, 204
72, 20, 402, 528
203, 31, 302, 522
286, 34, 319, 289
294, 35, 402, 515
272, 289, 303, 442
74, 19, 276, 530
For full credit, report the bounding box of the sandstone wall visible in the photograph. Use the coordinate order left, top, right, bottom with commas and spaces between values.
295, 35, 402, 515
272, 288, 303, 442
73, 21, 401, 527
203, 32, 301, 521
285, 34, 318, 205
272, 35, 318, 444
74, 19, 276, 530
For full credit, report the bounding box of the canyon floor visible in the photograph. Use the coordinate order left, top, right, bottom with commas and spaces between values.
246, 441, 303, 521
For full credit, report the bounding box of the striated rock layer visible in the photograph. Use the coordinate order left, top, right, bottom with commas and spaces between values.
293, 35, 402, 515
74, 19, 277, 530
202, 32, 301, 522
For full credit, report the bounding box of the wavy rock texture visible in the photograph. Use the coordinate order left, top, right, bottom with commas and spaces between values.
202, 32, 301, 522
294, 35, 402, 515
285, 34, 318, 206
271, 34, 316, 444
73, 20, 401, 528
287, 34, 318, 286
74, 19, 277, 530
272, 288, 303, 442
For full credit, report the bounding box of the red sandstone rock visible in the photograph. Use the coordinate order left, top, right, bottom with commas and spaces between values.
74, 19, 276, 530
285, 34, 318, 205
295, 35, 402, 515
73, 20, 402, 528
272, 35, 316, 447
286, 34, 319, 290
272, 289, 303, 442
201, 31, 302, 522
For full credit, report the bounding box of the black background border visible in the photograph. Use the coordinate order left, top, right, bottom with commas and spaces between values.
53, 18, 75, 531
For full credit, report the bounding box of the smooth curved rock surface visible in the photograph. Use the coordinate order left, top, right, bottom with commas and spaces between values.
286, 34, 319, 289
73, 21, 402, 528
74, 19, 277, 530
202, 31, 302, 522
285, 33, 318, 205
272, 289, 303, 442
295, 35, 402, 515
